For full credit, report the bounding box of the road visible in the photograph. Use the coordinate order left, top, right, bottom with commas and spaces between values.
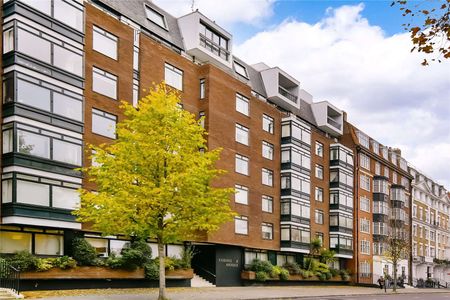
299, 294, 450, 300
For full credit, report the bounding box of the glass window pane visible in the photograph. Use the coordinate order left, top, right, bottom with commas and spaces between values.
17, 130, 50, 159
35, 234, 63, 255
53, 139, 81, 165
92, 112, 116, 138
17, 180, 49, 206
2, 180, 12, 203
3, 28, 14, 53
53, 45, 83, 76
17, 80, 51, 111
54, 0, 83, 31
17, 29, 51, 63
3, 130, 13, 153
145, 7, 166, 28
53, 93, 83, 121
93, 68, 117, 99
21, 0, 51, 14
0, 231, 32, 253
52, 186, 80, 210
93, 27, 118, 60
165, 64, 183, 90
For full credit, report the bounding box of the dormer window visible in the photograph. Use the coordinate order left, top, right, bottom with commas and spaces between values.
145, 6, 167, 29
234, 61, 248, 78
199, 22, 229, 61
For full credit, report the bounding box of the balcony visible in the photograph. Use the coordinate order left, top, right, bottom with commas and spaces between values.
330, 246, 353, 258
311, 101, 343, 137
178, 12, 233, 69
390, 208, 406, 223
252, 63, 300, 111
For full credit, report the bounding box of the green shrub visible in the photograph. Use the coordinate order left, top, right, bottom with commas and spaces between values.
270, 265, 282, 278
163, 256, 185, 271
249, 259, 273, 274
303, 257, 319, 272
283, 261, 301, 275
35, 258, 54, 272
255, 271, 269, 282
54, 256, 77, 269
7, 251, 38, 271
144, 261, 159, 280
105, 253, 123, 269
340, 269, 350, 280
180, 245, 195, 269
118, 239, 153, 270
72, 238, 98, 266
329, 268, 339, 277
318, 273, 327, 281
126, 240, 152, 262
316, 262, 330, 274
325, 272, 332, 280
301, 270, 314, 278
279, 268, 289, 281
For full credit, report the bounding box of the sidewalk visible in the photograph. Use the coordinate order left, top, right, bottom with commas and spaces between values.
23, 285, 450, 300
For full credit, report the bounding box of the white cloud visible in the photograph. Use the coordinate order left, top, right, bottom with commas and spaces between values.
152, 0, 275, 27
235, 4, 450, 188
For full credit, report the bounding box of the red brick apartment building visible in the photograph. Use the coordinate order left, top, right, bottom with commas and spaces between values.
1, 0, 446, 287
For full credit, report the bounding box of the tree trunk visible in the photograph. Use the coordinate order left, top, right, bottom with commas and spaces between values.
393, 261, 397, 292
158, 241, 167, 300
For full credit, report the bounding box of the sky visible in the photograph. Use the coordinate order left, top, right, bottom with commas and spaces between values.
153, 0, 450, 189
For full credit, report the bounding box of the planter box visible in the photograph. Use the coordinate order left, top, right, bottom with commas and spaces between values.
166, 268, 193, 279
241, 271, 256, 280
21, 267, 193, 280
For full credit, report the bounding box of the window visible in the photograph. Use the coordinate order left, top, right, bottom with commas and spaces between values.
2, 172, 81, 210
235, 154, 249, 175
236, 94, 249, 116
330, 169, 353, 187
262, 141, 274, 160
145, 6, 167, 29
133, 79, 139, 107
373, 178, 389, 194
262, 223, 273, 240
4, 72, 83, 121
234, 61, 248, 78
93, 26, 118, 60
315, 187, 323, 202
316, 232, 324, 245
315, 209, 324, 224
262, 168, 273, 186
92, 108, 117, 139
360, 219, 370, 233
375, 162, 381, 175
3, 28, 14, 53
199, 22, 229, 61
330, 213, 353, 229
360, 196, 370, 212
330, 191, 353, 208
93, 67, 117, 99
133, 46, 139, 71
360, 153, 370, 170
315, 142, 324, 157
235, 185, 248, 205
372, 140, 379, 155
360, 261, 371, 277
281, 147, 311, 170
281, 199, 310, 219
281, 173, 310, 196
281, 225, 310, 243
384, 166, 389, 177
235, 124, 249, 145
199, 79, 205, 99
357, 131, 370, 148
360, 174, 371, 191
329, 234, 353, 250
262, 114, 274, 134
282, 121, 311, 145
3, 123, 82, 166
262, 195, 273, 213
35, 234, 64, 255
15, 23, 83, 76
199, 112, 205, 128
315, 164, 323, 179
54, 0, 83, 31
0, 231, 31, 253
235, 216, 248, 235
360, 240, 370, 254
330, 146, 354, 166
393, 172, 398, 184
164, 63, 183, 90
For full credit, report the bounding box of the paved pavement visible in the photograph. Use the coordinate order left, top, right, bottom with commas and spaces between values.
23, 286, 450, 300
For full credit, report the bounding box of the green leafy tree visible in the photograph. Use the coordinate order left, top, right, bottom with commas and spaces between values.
392, 0, 450, 65
75, 84, 235, 300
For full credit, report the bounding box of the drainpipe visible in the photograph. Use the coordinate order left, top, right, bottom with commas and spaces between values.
355, 146, 360, 284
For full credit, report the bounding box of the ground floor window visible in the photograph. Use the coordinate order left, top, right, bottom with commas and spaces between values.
244, 250, 268, 265
0, 227, 63, 255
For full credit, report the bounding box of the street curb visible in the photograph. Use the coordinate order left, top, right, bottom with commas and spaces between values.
243, 289, 450, 300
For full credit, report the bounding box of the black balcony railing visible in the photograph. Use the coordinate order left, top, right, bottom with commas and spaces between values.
0, 259, 20, 295
278, 86, 297, 103
199, 34, 230, 61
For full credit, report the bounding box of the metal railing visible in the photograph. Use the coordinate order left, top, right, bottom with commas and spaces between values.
0, 259, 20, 294
278, 86, 297, 103
192, 264, 216, 285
